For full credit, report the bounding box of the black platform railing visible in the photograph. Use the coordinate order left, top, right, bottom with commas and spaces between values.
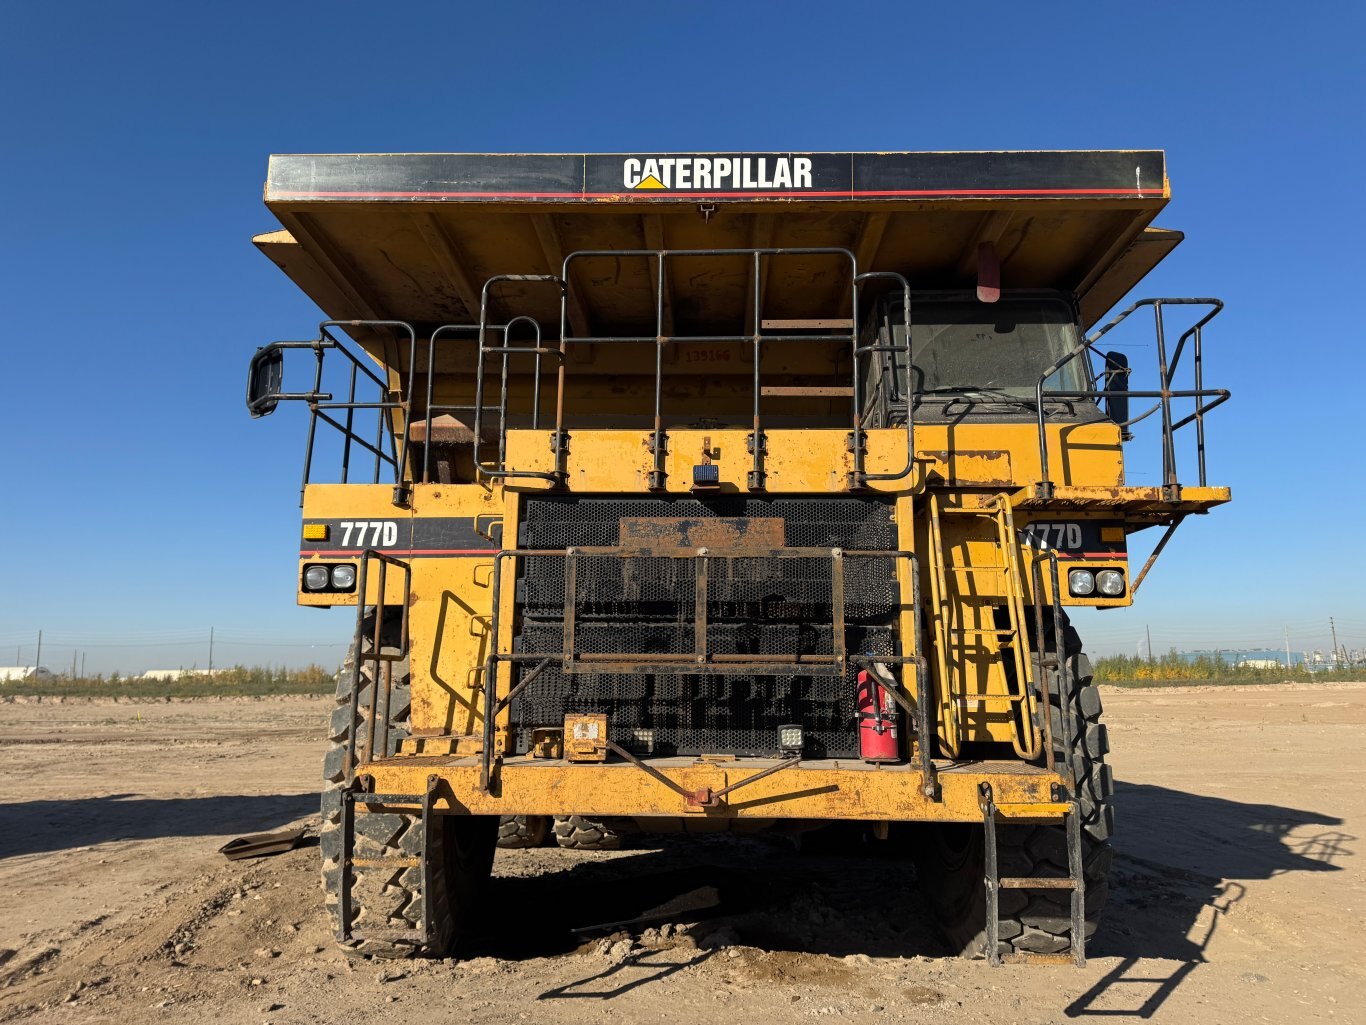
476, 544, 922, 791
344, 549, 412, 778
1033, 298, 1230, 501
456, 248, 914, 492
246, 320, 417, 506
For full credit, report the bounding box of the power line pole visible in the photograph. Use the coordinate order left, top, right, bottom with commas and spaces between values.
35, 630, 42, 671
1285, 627, 1292, 670
1146, 624, 1154, 663
1331, 617, 1341, 668
72, 650, 78, 678
80, 652, 86, 678
208, 627, 214, 674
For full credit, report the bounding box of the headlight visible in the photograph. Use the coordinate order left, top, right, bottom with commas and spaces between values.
331, 564, 357, 591
303, 565, 330, 591
1096, 569, 1126, 597
1068, 569, 1096, 596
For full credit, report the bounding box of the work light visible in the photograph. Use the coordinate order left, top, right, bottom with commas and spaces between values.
1096, 570, 1125, 597
303, 565, 330, 591
1067, 569, 1095, 596
778, 724, 805, 754
331, 564, 357, 591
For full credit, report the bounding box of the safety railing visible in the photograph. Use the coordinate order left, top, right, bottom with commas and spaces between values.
1028, 549, 1079, 785
1033, 298, 1230, 501
246, 320, 417, 506
249, 254, 919, 499
459, 249, 914, 491
475, 544, 926, 791
343, 549, 412, 778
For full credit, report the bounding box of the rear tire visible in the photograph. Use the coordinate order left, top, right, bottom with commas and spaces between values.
320, 609, 497, 958
498, 815, 552, 849
553, 815, 624, 851
915, 611, 1113, 958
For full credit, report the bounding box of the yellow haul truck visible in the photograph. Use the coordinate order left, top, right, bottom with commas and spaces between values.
246, 151, 1230, 965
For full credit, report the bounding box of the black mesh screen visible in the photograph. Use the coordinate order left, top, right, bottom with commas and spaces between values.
511, 496, 899, 758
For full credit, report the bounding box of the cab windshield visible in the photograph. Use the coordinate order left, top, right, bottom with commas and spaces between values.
864, 296, 1090, 422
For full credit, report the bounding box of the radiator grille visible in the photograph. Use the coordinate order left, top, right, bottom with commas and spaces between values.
511, 496, 899, 758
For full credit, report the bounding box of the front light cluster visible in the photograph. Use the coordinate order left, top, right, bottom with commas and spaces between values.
1068, 568, 1126, 598
302, 563, 357, 593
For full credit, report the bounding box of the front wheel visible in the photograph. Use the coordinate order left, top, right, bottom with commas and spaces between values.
915, 619, 1113, 958
320, 609, 497, 958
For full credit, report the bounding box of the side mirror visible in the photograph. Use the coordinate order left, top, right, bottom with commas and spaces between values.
246, 345, 284, 418
1102, 350, 1131, 436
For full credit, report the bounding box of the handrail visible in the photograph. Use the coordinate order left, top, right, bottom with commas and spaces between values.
346, 549, 412, 777
853, 271, 914, 485
474, 275, 565, 484
556, 247, 862, 491
1032, 298, 1230, 501
477, 545, 916, 792
247, 321, 416, 506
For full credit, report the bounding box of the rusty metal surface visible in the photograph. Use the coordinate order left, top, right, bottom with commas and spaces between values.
618, 516, 785, 551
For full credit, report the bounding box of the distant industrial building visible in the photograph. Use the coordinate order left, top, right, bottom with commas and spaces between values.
137, 668, 229, 681
0, 666, 53, 682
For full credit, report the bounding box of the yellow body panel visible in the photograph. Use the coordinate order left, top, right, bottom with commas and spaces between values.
364, 756, 1064, 823
502, 423, 1124, 493
290, 403, 1224, 819
293, 410, 1163, 773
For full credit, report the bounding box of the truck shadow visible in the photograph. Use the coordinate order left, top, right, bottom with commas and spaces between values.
1062, 780, 1352, 1018
483, 781, 1350, 1006
0, 793, 318, 859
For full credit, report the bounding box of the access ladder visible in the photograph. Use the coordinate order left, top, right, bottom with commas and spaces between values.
924, 491, 1042, 760
979, 783, 1087, 966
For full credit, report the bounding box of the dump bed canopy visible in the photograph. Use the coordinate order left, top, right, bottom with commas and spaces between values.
256, 150, 1179, 336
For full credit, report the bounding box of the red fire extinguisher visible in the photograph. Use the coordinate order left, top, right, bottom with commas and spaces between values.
857, 667, 902, 763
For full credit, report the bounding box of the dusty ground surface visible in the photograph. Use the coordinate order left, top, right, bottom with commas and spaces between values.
1, 684, 1362, 1024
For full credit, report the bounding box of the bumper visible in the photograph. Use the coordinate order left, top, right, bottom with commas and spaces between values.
363, 756, 1067, 823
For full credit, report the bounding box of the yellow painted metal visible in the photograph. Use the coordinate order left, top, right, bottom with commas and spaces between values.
404, 483, 502, 737
264, 159, 1232, 831
924, 492, 1044, 756
363, 757, 1065, 822
994, 801, 1070, 821
502, 422, 1124, 495
297, 484, 413, 608
288, 348, 1212, 822
1010, 484, 1231, 517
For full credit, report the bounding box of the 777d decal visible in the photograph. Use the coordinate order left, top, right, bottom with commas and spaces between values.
338, 520, 400, 547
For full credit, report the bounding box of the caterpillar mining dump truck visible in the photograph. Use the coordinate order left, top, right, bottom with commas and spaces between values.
245, 150, 1230, 964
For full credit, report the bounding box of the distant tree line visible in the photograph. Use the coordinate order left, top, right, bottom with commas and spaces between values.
4, 664, 336, 698
1094, 650, 1363, 686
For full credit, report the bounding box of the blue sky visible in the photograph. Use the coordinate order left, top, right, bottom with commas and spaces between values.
1, 2, 1362, 673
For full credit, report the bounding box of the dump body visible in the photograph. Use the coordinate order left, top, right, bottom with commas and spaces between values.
249, 150, 1230, 960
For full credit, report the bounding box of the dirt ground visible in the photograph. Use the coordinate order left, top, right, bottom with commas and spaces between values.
0, 684, 1362, 1025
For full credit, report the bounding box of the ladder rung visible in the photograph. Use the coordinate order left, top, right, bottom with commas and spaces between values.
352, 857, 422, 869
1000, 877, 1077, 890
946, 565, 1009, 573
1001, 952, 1077, 966
948, 628, 1016, 636
956, 693, 1028, 706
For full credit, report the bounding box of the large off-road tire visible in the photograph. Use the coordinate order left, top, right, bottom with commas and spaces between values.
915, 610, 1113, 958
320, 609, 497, 958
553, 815, 624, 851
498, 815, 552, 849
